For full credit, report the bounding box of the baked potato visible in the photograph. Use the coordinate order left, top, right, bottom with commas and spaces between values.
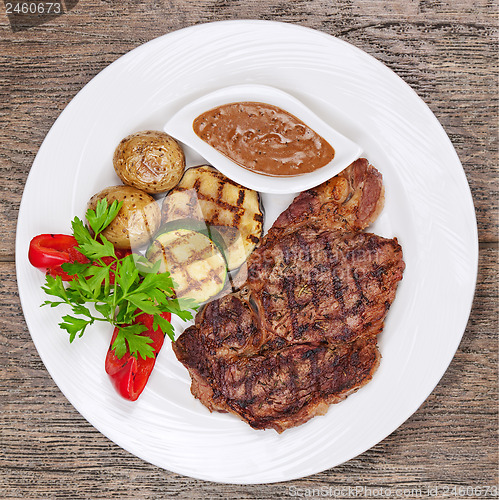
113, 130, 185, 194
87, 185, 161, 250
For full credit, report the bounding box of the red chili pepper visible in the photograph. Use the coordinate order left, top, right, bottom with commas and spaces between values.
105, 311, 171, 401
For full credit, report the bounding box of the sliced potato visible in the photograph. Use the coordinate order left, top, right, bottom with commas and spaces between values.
113, 130, 185, 194
146, 228, 227, 303
87, 185, 160, 250
161, 165, 263, 270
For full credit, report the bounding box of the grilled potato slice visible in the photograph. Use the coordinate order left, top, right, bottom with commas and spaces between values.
146, 228, 226, 303
161, 165, 263, 270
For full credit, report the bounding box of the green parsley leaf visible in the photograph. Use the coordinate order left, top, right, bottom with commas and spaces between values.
115, 255, 139, 295
112, 323, 154, 360
154, 314, 175, 341
85, 264, 112, 298
38, 199, 194, 360
60, 315, 94, 342
86, 198, 122, 237
77, 236, 115, 261
70, 304, 93, 318
71, 216, 93, 248
94, 302, 113, 320
41, 274, 68, 301
127, 293, 159, 314
61, 261, 90, 277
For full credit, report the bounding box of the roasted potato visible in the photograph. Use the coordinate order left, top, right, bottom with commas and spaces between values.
87, 185, 161, 249
113, 130, 185, 194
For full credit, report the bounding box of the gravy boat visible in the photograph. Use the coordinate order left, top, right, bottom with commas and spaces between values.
164, 84, 362, 194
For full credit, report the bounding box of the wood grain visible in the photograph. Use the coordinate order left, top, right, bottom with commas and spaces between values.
1, 0, 497, 497
1, 248, 496, 497
1, 0, 497, 256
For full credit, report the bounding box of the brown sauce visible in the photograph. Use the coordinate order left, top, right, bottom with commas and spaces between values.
192, 101, 335, 176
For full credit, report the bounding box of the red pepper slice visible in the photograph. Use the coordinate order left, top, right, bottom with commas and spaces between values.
47, 245, 91, 280
29, 234, 130, 281
105, 311, 172, 401
28, 234, 79, 269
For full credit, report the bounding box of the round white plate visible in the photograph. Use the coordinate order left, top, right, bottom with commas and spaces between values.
16, 20, 478, 484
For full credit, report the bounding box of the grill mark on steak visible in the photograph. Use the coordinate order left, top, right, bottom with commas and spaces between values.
173, 158, 404, 432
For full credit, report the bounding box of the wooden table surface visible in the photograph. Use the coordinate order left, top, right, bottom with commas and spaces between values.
1, 1, 497, 498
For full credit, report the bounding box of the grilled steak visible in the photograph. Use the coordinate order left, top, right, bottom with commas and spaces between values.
173, 158, 405, 432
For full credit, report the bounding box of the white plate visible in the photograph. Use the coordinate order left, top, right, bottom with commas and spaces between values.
163, 83, 362, 194
16, 21, 478, 484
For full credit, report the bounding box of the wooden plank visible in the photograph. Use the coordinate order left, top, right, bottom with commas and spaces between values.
0, 1, 497, 260
1, 246, 496, 497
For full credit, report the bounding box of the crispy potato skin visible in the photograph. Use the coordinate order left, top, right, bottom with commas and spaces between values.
87, 185, 161, 249
113, 131, 185, 194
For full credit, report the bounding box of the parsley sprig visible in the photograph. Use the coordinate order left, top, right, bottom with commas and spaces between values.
40, 199, 194, 360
